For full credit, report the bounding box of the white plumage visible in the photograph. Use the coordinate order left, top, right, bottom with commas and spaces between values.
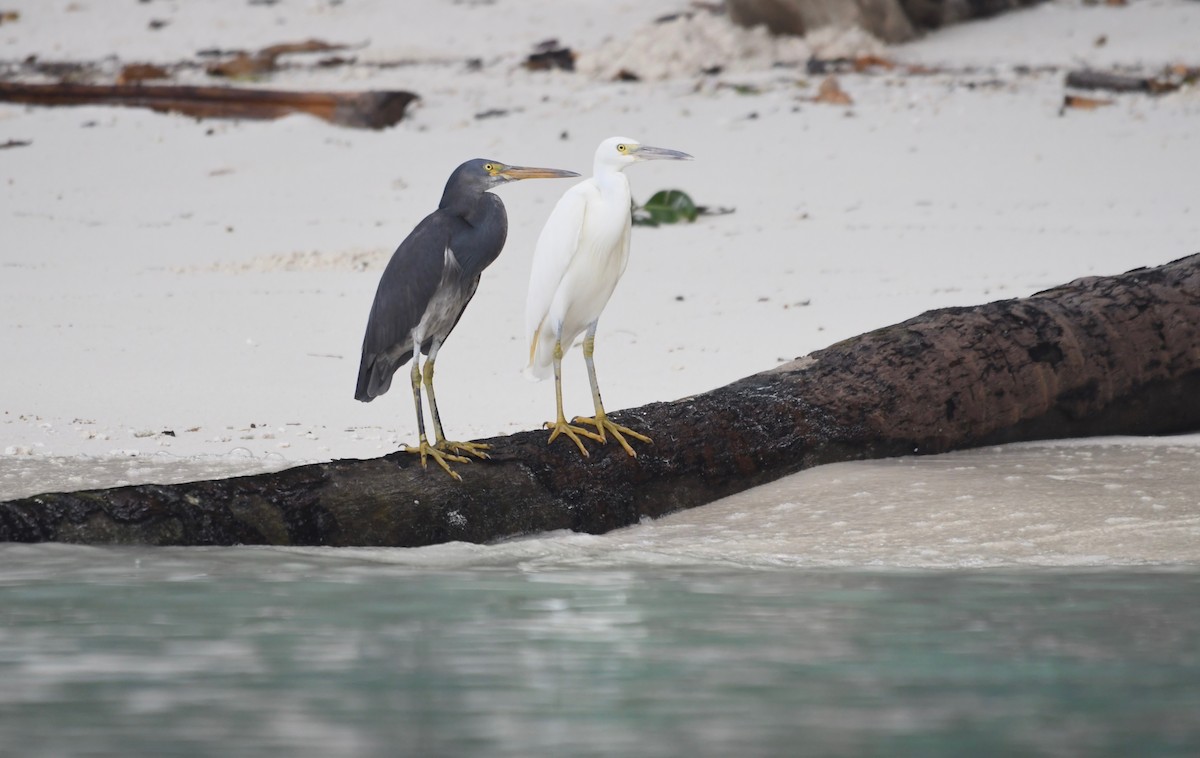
523, 136, 693, 457
526, 168, 631, 377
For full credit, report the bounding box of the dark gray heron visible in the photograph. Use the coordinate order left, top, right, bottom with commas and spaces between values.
356, 158, 578, 479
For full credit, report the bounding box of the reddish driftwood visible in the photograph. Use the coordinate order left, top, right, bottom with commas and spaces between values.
1, 254, 1197, 546
0, 82, 416, 129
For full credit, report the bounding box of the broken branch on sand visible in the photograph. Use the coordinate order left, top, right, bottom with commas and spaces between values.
0, 82, 417, 130
1065, 69, 1180, 95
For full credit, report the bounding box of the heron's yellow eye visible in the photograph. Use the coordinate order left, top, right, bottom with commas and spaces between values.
616, 144, 627, 153
484, 163, 496, 173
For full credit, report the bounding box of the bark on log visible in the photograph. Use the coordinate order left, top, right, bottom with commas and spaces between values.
2, 255, 1198, 547
0, 82, 417, 130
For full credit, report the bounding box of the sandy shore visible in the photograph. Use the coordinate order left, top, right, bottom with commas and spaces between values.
2, 0, 1198, 493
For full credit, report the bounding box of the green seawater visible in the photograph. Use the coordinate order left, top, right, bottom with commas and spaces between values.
1, 547, 1197, 757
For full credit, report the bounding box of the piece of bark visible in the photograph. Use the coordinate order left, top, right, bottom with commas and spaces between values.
206, 53, 279, 78
207, 39, 352, 78
2, 255, 1198, 547
1065, 69, 1178, 95
524, 40, 576, 72
0, 82, 417, 130
1061, 94, 1114, 112
116, 63, 171, 85
813, 75, 854, 104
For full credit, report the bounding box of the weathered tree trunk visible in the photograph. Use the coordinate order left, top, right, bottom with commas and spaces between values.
727, 0, 918, 44
724, 0, 1048, 43
0, 82, 417, 130
2, 255, 1198, 547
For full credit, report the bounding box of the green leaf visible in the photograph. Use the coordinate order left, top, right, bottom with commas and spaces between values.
632, 189, 699, 227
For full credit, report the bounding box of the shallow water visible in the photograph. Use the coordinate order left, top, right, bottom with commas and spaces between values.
1, 552, 1198, 758
1, 437, 1198, 755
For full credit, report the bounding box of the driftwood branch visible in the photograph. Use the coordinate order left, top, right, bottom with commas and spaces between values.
2, 254, 1198, 547
1065, 69, 1179, 95
0, 82, 417, 129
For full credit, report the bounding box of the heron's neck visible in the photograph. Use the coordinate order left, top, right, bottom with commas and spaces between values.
441, 190, 489, 224
593, 164, 629, 195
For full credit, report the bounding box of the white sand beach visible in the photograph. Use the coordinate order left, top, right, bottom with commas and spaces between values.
2, 0, 1198, 562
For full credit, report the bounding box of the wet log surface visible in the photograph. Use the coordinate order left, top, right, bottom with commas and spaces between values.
0, 82, 417, 129
2, 254, 1198, 547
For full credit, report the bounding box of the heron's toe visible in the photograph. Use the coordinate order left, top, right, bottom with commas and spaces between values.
574, 415, 651, 457
403, 441, 468, 480
545, 419, 601, 457
441, 440, 491, 460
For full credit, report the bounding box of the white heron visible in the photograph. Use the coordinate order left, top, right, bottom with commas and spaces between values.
524, 136, 693, 457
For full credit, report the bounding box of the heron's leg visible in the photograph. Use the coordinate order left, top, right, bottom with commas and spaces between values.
407, 357, 427, 446
572, 323, 651, 457
544, 336, 602, 456
423, 340, 448, 446
400, 348, 468, 481
423, 340, 488, 460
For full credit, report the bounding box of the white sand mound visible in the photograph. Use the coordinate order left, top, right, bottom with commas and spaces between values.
577, 12, 885, 81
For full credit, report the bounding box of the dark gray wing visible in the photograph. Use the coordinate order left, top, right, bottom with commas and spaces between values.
355, 212, 451, 401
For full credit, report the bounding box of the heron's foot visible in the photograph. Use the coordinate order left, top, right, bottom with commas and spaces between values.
402, 441, 470, 481
544, 418, 603, 457
439, 439, 491, 460
573, 414, 652, 458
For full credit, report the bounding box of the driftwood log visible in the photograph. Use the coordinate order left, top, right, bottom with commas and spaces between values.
2, 254, 1198, 547
0, 82, 417, 130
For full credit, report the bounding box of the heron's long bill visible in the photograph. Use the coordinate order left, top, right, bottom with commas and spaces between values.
636, 146, 694, 161
501, 166, 580, 180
